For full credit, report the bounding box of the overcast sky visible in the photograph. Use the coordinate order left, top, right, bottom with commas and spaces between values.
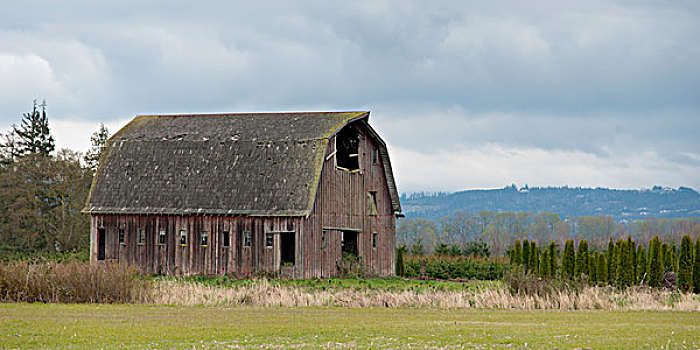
1, 1, 699, 193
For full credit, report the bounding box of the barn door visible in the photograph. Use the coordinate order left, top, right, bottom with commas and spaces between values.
97, 228, 106, 261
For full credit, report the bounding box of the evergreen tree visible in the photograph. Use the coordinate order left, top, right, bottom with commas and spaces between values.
648, 236, 663, 288
574, 239, 589, 280
530, 242, 539, 273
636, 245, 647, 285
12, 100, 55, 157
562, 239, 575, 281
395, 245, 405, 277
607, 238, 616, 284
589, 251, 598, 284
0, 127, 21, 166
670, 244, 678, 273
678, 235, 694, 292
597, 252, 607, 285
513, 240, 522, 266
630, 237, 637, 283
615, 239, 625, 285
84, 123, 110, 173
662, 242, 671, 272
539, 250, 549, 277
694, 239, 700, 294
522, 239, 530, 271
623, 236, 635, 287
548, 242, 558, 278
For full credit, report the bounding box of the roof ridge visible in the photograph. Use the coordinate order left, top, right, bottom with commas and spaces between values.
135, 111, 368, 118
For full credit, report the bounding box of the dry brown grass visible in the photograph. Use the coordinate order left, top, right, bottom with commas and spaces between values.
0, 261, 151, 303
152, 279, 700, 311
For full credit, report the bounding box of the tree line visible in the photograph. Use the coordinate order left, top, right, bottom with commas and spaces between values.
0, 101, 109, 257
397, 211, 700, 256
509, 235, 700, 293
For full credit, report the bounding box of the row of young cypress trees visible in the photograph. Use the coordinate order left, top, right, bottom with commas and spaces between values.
509, 235, 700, 293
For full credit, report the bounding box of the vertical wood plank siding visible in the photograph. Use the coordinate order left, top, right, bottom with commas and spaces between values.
90, 124, 396, 277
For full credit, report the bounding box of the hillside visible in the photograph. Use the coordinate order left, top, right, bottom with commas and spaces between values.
401, 186, 700, 222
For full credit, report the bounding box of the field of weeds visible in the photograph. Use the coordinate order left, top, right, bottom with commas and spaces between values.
2, 260, 700, 310
153, 277, 700, 310
2, 304, 699, 349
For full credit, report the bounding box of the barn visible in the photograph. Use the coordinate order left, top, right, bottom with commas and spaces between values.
84, 111, 402, 278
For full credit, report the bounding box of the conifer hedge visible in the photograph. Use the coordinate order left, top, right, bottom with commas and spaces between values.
678, 235, 693, 292
562, 240, 575, 281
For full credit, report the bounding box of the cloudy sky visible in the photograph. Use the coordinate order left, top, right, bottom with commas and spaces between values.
1, 1, 699, 193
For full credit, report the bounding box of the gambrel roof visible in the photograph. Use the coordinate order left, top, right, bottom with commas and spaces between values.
85, 111, 401, 216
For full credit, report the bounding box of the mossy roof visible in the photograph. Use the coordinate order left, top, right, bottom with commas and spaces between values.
84, 111, 400, 216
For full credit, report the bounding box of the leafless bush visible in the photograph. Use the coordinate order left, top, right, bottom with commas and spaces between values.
0, 261, 152, 303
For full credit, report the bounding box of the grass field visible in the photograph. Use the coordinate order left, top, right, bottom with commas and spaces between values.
1, 304, 699, 349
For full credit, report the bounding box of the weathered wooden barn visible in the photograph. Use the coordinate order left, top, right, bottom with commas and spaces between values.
84, 111, 401, 278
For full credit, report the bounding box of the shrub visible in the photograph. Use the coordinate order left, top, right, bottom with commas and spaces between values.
562, 240, 575, 281
548, 242, 557, 278
648, 236, 663, 288
662, 243, 671, 271
504, 268, 582, 297
678, 235, 693, 292
636, 245, 647, 285
588, 251, 598, 284
404, 254, 506, 280
337, 253, 364, 278
596, 252, 607, 284
0, 261, 150, 303
670, 244, 679, 273
396, 246, 406, 277
607, 238, 616, 284
574, 239, 589, 280
694, 239, 700, 294
622, 236, 635, 287
615, 239, 625, 285
513, 240, 522, 266
522, 239, 530, 271
529, 242, 539, 273
539, 250, 549, 278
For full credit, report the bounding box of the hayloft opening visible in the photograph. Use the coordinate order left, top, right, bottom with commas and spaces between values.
280, 232, 295, 265
341, 231, 358, 256
336, 127, 359, 171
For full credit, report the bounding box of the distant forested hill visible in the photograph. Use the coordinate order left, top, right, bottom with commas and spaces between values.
401, 186, 700, 222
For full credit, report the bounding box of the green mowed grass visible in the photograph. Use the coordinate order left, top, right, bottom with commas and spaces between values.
1, 304, 699, 349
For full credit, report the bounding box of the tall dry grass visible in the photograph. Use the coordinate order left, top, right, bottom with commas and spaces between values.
0, 261, 151, 303
152, 279, 700, 311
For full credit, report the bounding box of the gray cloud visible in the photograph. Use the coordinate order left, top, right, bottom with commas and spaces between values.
1, 0, 699, 192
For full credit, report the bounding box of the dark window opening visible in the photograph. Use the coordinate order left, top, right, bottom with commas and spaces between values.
266, 233, 274, 248
180, 230, 187, 245
372, 233, 378, 248
222, 231, 230, 247
368, 191, 378, 216
372, 148, 378, 164
322, 230, 327, 249
341, 231, 358, 256
336, 127, 360, 171
244, 232, 251, 247
118, 228, 125, 244
281, 232, 295, 265
97, 228, 106, 260
201, 230, 208, 246
158, 229, 166, 245
138, 229, 145, 245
